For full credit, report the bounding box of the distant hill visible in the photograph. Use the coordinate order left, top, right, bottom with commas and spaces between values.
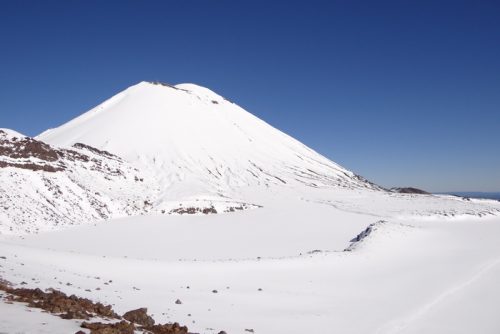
390, 187, 430, 195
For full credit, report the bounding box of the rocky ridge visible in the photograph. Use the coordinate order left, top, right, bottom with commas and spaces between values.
0, 130, 154, 234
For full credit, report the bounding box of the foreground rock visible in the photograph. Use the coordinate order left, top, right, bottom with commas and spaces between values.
80, 320, 188, 334
123, 307, 155, 327
0, 283, 119, 320
81, 320, 135, 334
144, 322, 188, 334
0, 281, 190, 334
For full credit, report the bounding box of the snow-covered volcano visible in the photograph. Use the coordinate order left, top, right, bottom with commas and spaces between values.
2, 81, 500, 334
38, 81, 377, 204
2, 81, 498, 235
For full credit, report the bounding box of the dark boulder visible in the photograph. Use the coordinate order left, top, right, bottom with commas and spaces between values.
122, 307, 155, 327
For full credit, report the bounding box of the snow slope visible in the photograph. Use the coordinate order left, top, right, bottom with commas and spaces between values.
1, 215, 500, 334
0, 129, 155, 234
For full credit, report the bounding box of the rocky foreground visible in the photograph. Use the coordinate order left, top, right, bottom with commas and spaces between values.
0, 279, 215, 334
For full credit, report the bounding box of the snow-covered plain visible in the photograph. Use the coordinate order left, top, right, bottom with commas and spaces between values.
1, 82, 500, 333
2, 210, 500, 334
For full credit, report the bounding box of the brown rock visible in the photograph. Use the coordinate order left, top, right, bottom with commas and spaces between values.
81, 321, 135, 334
143, 322, 188, 334
122, 307, 155, 327
0, 285, 119, 320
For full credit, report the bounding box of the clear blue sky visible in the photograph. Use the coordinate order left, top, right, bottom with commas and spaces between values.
1, 1, 499, 192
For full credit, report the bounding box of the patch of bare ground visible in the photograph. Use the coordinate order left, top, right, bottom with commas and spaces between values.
0, 280, 191, 334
